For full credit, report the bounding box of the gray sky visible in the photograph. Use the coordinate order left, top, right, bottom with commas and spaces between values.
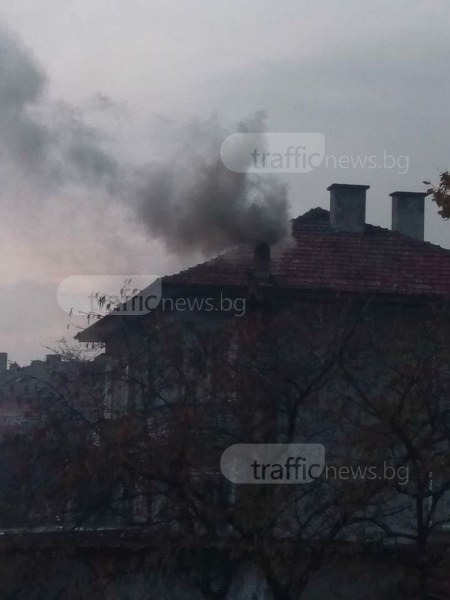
0, 0, 449, 364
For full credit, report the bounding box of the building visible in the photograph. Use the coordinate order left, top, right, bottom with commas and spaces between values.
0, 352, 105, 432
72, 183, 450, 597
76, 183, 450, 419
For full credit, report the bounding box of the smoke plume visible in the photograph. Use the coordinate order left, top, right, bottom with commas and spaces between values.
0, 23, 289, 257
134, 113, 289, 254
0, 24, 119, 190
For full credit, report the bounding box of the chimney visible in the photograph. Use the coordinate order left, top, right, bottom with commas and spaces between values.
0, 353, 7, 372
390, 191, 426, 241
253, 242, 271, 285
328, 183, 370, 233
46, 354, 62, 368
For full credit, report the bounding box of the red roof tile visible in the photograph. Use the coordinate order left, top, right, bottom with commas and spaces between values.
163, 208, 450, 298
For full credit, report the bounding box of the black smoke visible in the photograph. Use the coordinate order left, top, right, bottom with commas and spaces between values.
134, 113, 289, 254
0, 23, 289, 256
0, 24, 118, 190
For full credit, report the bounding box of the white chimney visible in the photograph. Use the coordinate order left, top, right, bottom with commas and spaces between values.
390, 191, 426, 241
328, 184, 369, 233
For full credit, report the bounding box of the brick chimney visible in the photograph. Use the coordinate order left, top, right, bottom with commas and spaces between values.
253, 242, 271, 285
328, 183, 370, 233
390, 191, 426, 241
0, 353, 7, 372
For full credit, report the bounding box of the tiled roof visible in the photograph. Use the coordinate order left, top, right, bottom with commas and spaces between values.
162, 208, 450, 298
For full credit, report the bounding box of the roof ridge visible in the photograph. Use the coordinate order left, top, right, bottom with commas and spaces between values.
164, 207, 450, 283
161, 245, 244, 282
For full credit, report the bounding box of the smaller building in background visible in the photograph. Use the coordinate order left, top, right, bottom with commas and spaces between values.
0, 352, 105, 434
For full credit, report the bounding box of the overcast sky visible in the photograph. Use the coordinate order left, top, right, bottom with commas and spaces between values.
0, 0, 449, 364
